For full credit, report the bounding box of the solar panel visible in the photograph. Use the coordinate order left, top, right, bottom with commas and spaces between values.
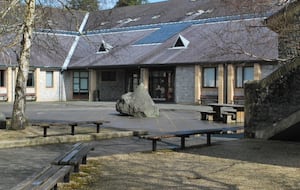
134, 22, 192, 45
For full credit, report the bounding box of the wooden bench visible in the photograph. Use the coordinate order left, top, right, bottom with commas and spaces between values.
199, 95, 218, 105
26, 93, 36, 101
52, 142, 95, 173
200, 110, 216, 121
11, 165, 72, 190
0, 94, 8, 101
233, 96, 244, 105
222, 112, 236, 123
31, 120, 108, 137
140, 128, 223, 151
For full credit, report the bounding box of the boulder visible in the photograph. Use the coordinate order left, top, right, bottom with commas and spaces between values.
116, 83, 159, 117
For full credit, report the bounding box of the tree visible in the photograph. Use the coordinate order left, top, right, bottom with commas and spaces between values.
67, 0, 99, 11
115, 0, 147, 7
8, 0, 36, 130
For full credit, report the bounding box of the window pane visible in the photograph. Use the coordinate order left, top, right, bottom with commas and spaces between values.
236, 67, 243, 88
203, 68, 216, 87
46, 71, 53, 87
73, 72, 79, 77
80, 72, 88, 78
27, 71, 34, 87
0, 70, 4, 87
244, 67, 254, 83
80, 79, 88, 90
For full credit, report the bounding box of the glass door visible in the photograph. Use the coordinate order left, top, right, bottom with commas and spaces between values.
73, 71, 89, 100
149, 69, 174, 102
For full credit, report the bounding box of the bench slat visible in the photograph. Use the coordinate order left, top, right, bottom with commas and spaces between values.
37, 166, 72, 190
12, 165, 72, 190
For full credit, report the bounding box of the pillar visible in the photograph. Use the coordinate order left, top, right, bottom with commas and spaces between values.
218, 64, 224, 104
140, 68, 149, 89
227, 64, 235, 104
194, 65, 202, 104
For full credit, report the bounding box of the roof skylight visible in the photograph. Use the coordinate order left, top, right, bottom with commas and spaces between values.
173, 35, 190, 48
97, 40, 113, 53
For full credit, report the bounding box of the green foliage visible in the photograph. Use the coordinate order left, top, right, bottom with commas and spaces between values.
67, 0, 99, 11
115, 0, 148, 7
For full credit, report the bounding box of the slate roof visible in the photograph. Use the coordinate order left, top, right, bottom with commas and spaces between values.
85, 0, 284, 31
0, 0, 289, 68
68, 18, 278, 69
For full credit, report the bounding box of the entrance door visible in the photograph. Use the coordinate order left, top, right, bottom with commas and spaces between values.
73, 71, 89, 100
149, 69, 174, 102
125, 70, 140, 92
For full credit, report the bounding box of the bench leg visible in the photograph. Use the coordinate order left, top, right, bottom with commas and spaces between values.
152, 139, 157, 151
74, 164, 80, 173
52, 184, 58, 190
71, 125, 76, 135
96, 123, 101, 133
201, 113, 207, 120
63, 172, 70, 183
82, 155, 87, 165
181, 136, 186, 149
43, 127, 48, 137
206, 133, 211, 145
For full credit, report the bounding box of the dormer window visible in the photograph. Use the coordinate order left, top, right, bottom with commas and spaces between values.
173, 34, 190, 49
97, 40, 113, 53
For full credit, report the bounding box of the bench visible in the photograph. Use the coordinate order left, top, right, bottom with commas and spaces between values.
140, 128, 223, 151
26, 93, 36, 101
31, 120, 108, 137
11, 165, 72, 190
52, 142, 95, 173
199, 95, 218, 105
222, 112, 236, 123
200, 110, 216, 121
0, 94, 8, 101
233, 96, 244, 105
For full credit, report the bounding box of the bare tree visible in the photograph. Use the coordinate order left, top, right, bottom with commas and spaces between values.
10, 0, 36, 130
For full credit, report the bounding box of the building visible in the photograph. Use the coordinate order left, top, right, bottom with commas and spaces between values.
0, 0, 295, 104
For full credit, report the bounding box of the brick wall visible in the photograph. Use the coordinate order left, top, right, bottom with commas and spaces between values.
244, 57, 300, 139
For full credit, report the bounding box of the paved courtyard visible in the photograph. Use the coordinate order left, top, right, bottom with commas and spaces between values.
0, 102, 299, 189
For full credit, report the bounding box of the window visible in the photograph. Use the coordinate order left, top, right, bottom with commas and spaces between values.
46, 71, 53, 88
0, 70, 5, 87
101, 71, 116, 81
73, 71, 89, 93
203, 67, 217, 87
27, 71, 34, 87
97, 40, 113, 53
236, 66, 254, 88
173, 35, 190, 49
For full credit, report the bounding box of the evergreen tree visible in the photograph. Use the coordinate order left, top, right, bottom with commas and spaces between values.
67, 0, 99, 11
115, 0, 148, 7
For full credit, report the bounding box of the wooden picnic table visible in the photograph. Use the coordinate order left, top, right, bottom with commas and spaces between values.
208, 103, 244, 123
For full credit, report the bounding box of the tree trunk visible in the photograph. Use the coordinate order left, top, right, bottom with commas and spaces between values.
9, 0, 36, 130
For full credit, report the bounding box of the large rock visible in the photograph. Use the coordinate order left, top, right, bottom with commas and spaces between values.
116, 83, 159, 117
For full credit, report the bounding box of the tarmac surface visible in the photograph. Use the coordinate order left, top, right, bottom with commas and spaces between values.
0, 101, 299, 189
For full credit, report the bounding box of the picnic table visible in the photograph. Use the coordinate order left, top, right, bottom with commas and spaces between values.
208, 103, 244, 123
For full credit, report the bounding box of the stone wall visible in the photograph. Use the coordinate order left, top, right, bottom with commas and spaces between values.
244, 57, 300, 139
267, 1, 300, 59
98, 70, 125, 101
175, 66, 195, 104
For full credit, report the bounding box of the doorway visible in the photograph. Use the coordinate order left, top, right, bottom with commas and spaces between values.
149, 69, 175, 102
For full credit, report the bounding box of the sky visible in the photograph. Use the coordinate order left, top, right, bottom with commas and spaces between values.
99, 0, 166, 10
35, 0, 166, 10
